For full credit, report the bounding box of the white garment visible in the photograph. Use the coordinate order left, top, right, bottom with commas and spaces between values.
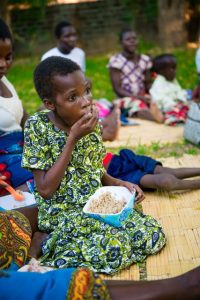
150, 74, 187, 112
195, 48, 200, 74
0, 76, 23, 132
184, 102, 200, 145
41, 47, 86, 72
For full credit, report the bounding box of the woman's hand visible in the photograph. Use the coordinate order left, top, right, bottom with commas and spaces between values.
69, 104, 99, 141
117, 180, 145, 204
0, 174, 7, 189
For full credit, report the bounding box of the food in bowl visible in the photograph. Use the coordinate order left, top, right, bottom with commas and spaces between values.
83, 186, 135, 227
87, 191, 126, 214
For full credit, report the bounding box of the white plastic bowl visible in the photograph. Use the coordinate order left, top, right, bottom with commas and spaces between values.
83, 186, 135, 227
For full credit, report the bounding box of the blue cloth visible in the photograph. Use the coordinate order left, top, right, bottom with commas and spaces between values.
0, 268, 75, 300
0, 131, 33, 189
107, 149, 161, 185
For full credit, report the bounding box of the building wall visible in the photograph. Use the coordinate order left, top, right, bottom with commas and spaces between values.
11, 0, 131, 56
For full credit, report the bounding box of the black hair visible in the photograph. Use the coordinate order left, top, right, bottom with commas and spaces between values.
152, 54, 176, 73
0, 18, 12, 42
54, 21, 72, 38
34, 56, 81, 102
119, 27, 135, 42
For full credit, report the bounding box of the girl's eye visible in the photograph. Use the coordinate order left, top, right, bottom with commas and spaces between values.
6, 55, 12, 62
86, 87, 91, 95
68, 94, 77, 102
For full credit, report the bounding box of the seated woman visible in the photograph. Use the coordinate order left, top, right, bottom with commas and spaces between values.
0, 19, 33, 195
108, 28, 163, 123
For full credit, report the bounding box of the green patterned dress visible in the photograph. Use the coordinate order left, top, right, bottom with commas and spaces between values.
22, 112, 166, 274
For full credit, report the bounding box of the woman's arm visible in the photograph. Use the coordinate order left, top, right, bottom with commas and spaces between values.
109, 67, 133, 98
20, 108, 29, 129
107, 266, 200, 300
144, 69, 153, 94
109, 67, 151, 104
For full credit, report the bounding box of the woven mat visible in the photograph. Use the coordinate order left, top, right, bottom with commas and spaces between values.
103, 154, 200, 280
104, 119, 184, 148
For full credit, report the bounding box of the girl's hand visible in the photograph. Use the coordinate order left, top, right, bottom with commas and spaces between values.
69, 104, 99, 141
117, 180, 145, 204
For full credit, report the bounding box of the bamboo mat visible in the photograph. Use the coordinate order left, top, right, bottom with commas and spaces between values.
103, 154, 200, 281
104, 119, 184, 148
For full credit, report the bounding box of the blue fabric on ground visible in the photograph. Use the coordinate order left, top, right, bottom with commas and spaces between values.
0, 268, 75, 300
0, 131, 33, 188
107, 149, 161, 185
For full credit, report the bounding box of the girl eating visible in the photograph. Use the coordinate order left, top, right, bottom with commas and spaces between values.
22, 56, 166, 274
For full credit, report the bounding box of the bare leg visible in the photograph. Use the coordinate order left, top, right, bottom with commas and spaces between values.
140, 173, 200, 191
15, 206, 47, 259
107, 266, 200, 300
101, 104, 120, 141
134, 108, 163, 123
29, 231, 48, 259
149, 102, 164, 123
134, 110, 155, 121
15, 205, 39, 234
154, 165, 200, 179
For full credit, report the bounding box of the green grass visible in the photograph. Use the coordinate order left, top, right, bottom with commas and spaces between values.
8, 46, 198, 114
107, 140, 200, 159
8, 56, 41, 113
7, 47, 200, 158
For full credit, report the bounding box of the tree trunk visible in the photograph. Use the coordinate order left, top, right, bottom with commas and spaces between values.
0, 0, 10, 25
158, 0, 187, 49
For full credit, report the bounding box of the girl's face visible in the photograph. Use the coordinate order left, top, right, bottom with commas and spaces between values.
47, 70, 92, 127
161, 60, 177, 81
58, 26, 77, 52
122, 31, 138, 53
0, 38, 13, 79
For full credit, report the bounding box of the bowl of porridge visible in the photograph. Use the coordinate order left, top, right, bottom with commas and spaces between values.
83, 186, 135, 227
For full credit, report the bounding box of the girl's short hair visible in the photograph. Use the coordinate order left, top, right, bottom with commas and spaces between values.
152, 54, 176, 73
34, 56, 80, 102
0, 18, 12, 41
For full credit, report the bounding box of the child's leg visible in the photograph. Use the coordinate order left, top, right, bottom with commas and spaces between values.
154, 165, 200, 179
140, 173, 200, 191
29, 231, 49, 259
135, 103, 164, 123
15, 206, 48, 259
15, 205, 39, 234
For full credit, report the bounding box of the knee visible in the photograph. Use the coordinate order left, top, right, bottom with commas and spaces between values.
156, 174, 175, 191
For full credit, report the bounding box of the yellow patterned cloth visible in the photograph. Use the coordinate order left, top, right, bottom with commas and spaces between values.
67, 268, 111, 300
0, 210, 32, 270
